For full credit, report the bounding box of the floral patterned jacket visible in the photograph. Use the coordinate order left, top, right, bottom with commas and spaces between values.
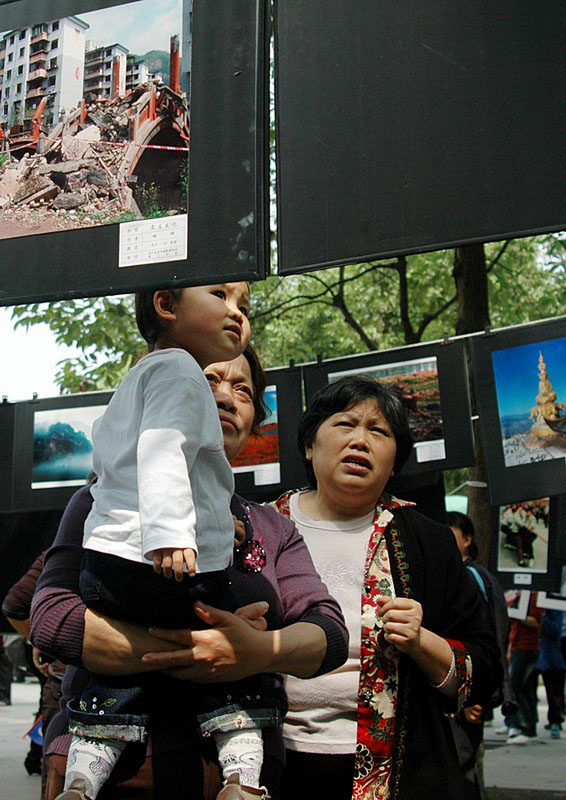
275, 492, 502, 800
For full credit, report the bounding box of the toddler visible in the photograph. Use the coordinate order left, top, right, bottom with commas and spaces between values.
58, 283, 275, 800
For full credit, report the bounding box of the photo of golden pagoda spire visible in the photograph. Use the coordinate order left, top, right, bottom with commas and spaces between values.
527, 351, 566, 445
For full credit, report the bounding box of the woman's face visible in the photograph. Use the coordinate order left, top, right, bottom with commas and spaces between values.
204, 354, 256, 462
305, 399, 397, 515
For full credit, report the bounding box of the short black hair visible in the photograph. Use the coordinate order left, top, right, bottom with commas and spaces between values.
445, 511, 478, 559
242, 343, 269, 434
297, 375, 414, 489
135, 289, 183, 350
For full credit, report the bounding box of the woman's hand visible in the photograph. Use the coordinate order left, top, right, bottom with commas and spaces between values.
376, 595, 454, 688
141, 601, 270, 682
376, 596, 423, 653
32, 646, 50, 678
141, 602, 327, 682
463, 704, 483, 724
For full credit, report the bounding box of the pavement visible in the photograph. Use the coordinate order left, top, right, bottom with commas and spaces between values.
483, 688, 566, 800
2, 680, 565, 800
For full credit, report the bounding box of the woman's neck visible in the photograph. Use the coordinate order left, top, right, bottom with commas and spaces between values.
298, 489, 377, 522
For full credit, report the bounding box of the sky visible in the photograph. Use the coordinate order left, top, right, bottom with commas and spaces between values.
1, 0, 183, 56
78, 0, 183, 55
0, 307, 80, 402
492, 336, 566, 419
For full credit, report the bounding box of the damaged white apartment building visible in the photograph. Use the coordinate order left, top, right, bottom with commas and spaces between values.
0, 17, 89, 131
0, 14, 172, 136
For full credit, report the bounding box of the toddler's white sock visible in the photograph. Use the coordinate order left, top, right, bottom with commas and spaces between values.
214, 728, 263, 789
64, 735, 128, 799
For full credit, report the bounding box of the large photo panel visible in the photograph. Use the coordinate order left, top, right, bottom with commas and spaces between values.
274, 1, 566, 274
471, 317, 566, 506
0, 0, 268, 305
3, 362, 304, 512
302, 338, 474, 478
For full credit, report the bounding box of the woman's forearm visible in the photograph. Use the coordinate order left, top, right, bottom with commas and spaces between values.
82, 609, 180, 675
408, 627, 454, 687
260, 621, 327, 678
141, 604, 328, 682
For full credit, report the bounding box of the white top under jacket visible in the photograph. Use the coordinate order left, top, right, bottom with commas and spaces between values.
83, 348, 235, 573
283, 491, 375, 754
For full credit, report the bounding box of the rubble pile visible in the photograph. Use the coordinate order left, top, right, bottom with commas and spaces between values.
0, 84, 189, 233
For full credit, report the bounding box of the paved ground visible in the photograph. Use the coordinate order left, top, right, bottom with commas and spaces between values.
483, 687, 566, 798
2, 680, 564, 799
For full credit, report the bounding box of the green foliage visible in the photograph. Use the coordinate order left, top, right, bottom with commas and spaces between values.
8, 234, 566, 391
487, 235, 566, 328
250, 236, 566, 368
178, 157, 189, 207
136, 182, 167, 218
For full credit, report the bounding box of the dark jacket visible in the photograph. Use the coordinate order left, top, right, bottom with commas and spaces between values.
386, 507, 502, 800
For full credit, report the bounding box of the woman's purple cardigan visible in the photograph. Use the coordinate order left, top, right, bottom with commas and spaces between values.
30, 485, 348, 765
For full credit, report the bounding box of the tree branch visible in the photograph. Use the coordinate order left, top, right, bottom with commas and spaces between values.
485, 240, 511, 274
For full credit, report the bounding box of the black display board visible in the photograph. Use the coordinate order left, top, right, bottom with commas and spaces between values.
0, 507, 64, 633
302, 338, 474, 478
0, 0, 269, 305
274, 1, 566, 274
470, 317, 566, 506
0, 363, 304, 511
4, 391, 112, 511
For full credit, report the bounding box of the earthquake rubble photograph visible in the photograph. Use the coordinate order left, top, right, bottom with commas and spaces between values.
0, 0, 188, 240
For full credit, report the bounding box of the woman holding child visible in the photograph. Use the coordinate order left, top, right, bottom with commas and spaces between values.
30, 285, 347, 800
274, 376, 502, 800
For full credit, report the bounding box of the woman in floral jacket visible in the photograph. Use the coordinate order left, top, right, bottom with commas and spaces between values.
275, 376, 501, 800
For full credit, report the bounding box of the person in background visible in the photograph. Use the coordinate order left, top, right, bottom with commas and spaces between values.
0, 634, 12, 706
446, 511, 515, 798
536, 609, 565, 739
502, 593, 543, 744
3, 551, 67, 790
274, 376, 501, 800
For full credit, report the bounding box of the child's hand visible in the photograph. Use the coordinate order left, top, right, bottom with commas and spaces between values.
153, 547, 197, 581
233, 515, 246, 548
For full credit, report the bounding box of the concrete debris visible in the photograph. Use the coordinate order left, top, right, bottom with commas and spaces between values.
0, 83, 189, 231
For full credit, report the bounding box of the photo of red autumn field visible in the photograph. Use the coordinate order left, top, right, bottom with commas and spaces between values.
329, 356, 443, 444
231, 386, 279, 471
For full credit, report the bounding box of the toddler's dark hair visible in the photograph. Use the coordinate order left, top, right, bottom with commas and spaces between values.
135, 289, 183, 350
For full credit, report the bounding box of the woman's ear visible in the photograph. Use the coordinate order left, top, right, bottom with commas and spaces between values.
153, 290, 178, 321
305, 445, 313, 462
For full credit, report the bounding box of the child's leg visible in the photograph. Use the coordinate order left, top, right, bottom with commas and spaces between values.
63, 736, 128, 799
197, 676, 285, 793
213, 728, 264, 789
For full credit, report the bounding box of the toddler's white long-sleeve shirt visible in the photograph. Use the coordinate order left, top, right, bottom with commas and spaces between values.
83, 348, 234, 573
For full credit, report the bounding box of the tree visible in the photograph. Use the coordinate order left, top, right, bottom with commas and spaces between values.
452, 243, 492, 565
251, 235, 565, 365
10, 235, 566, 394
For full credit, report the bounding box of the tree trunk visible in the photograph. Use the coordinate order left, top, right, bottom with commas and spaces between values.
452, 244, 492, 565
